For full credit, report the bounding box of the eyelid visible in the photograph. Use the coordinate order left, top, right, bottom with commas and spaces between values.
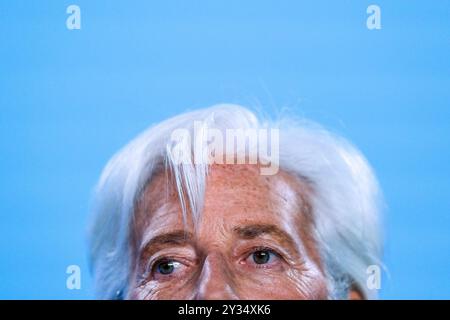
248, 246, 281, 257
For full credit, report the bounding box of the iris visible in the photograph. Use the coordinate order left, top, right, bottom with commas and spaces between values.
156, 260, 179, 275
252, 250, 272, 264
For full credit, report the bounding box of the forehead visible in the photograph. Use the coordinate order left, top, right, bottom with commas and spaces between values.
133, 164, 312, 243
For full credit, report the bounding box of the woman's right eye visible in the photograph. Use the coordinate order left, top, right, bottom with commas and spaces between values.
153, 259, 182, 276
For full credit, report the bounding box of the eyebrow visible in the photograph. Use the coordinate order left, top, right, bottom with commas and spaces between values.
232, 224, 299, 251
139, 230, 194, 253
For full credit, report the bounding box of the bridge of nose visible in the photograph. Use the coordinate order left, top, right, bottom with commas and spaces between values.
194, 252, 238, 300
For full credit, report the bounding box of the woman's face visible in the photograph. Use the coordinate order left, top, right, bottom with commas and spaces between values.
128, 164, 329, 300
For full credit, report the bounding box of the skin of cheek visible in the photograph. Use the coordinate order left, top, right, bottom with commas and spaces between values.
132, 278, 193, 300
284, 261, 329, 299
238, 271, 324, 300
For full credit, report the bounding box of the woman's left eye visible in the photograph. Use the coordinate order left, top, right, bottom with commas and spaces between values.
245, 249, 280, 266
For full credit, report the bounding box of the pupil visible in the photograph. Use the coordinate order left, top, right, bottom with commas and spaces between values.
158, 261, 174, 274
253, 250, 270, 264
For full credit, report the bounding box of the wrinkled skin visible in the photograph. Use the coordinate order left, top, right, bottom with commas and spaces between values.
128, 164, 359, 300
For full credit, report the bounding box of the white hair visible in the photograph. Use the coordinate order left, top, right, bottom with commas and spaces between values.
88, 104, 383, 299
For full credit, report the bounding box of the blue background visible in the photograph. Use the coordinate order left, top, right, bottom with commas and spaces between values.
0, 1, 449, 299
